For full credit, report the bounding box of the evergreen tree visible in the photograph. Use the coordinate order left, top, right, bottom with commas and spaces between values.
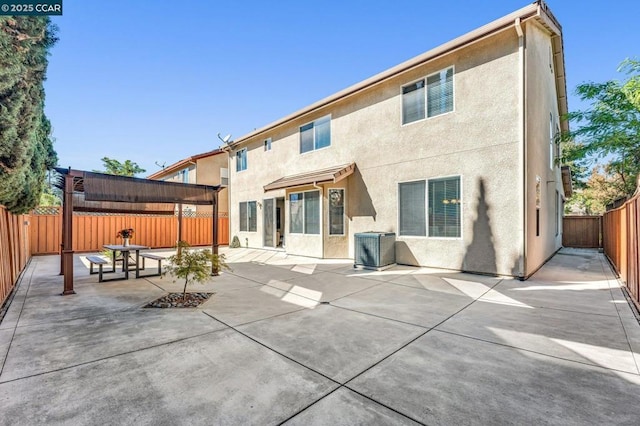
0, 17, 58, 214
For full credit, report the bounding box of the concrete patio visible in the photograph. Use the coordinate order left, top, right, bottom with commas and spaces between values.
0, 247, 639, 425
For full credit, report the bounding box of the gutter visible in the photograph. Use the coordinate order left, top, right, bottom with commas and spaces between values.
229, 3, 540, 149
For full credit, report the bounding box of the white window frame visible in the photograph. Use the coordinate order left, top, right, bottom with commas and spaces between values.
264, 138, 272, 152
401, 78, 426, 125
427, 175, 462, 239
299, 115, 331, 154
328, 188, 346, 236
289, 190, 321, 235
236, 148, 247, 172
400, 66, 455, 126
239, 201, 257, 232
397, 175, 463, 240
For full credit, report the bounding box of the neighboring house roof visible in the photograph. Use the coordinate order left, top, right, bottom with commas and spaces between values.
147, 149, 225, 180
229, 1, 567, 149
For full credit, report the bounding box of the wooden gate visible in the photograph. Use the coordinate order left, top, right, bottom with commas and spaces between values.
563, 216, 601, 248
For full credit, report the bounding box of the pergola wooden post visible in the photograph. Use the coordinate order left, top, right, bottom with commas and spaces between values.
212, 191, 219, 276
62, 171, 75, 295
177, 203, 183, 258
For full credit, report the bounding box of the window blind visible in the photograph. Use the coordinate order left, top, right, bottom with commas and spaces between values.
304, 191, 320, 234
248, 201, 257, 232
427, 68, 453, 117
399, 181, 426, 236
290, 193, 303, 233
428, 177, 460, 237
239, 202, 248, 232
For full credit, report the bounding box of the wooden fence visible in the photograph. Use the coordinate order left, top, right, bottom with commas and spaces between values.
30, 208, 229, 255
562, 216, 602, 248
603, 189, 640, 310
1, 206, 30, 305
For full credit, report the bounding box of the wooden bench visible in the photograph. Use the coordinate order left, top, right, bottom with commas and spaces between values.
86, 255, 110, 282
139, 253, 166, 277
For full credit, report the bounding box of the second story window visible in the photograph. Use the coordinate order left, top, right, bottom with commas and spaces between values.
402, 80, 425, 124
427, 67, 454, 117
402, 67, 454, 125
236, 148, 247, 172
300, 115, 331, 154
264, 138, 272, 151
220, 168, 228, 186
180, 168, 189, 183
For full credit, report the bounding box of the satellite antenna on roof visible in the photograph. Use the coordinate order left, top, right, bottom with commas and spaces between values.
217, 133, 232, 144
154, 161, 165, 169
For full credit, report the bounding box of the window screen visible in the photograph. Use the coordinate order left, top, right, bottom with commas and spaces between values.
248, 201, 257, 232
399, 181, 426, 236
427, 68, 454, 117
304, 191, 320, 234
290, 191, 320, 234
239, 202, 248, 232
402, 80, 425, 124
239, 201, 256, 232
236, 148, 247, 172
300, 116, 331, 153
289, 193, 303, 233
428, 177, 460, 237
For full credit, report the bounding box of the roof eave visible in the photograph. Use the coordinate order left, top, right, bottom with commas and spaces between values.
147, 149, 224, 179
230, 2, 541, 148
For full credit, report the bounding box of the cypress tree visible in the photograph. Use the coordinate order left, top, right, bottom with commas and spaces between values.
0, 17, 57, 214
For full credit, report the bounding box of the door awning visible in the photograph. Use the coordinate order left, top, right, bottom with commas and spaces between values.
264, 163, 356, 192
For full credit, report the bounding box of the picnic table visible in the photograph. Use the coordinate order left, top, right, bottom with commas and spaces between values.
103, 244, 149, 280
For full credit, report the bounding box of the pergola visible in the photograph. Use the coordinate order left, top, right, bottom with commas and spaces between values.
54, 168, 222, 295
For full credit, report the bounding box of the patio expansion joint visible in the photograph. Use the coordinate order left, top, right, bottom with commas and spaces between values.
224, 269, 384, 306
431, 328, 640, 377
223, 306, 309, 328
278, 384, 428, 426
598, 254, 640, 374
338, 277, 505, 382
0, 326, 230, 385
0, 257, 38, 378
199, 311, 427, 426
477, 300, 621, 319
328, 304, 431, 331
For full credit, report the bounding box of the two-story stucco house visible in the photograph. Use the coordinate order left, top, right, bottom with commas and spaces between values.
225, 1, 572, 278
147, 149, 229, 216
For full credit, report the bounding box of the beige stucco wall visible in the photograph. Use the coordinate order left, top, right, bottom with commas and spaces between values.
524, 21, 564, 276
195, 155, 229, 215
230, 28, 529, 275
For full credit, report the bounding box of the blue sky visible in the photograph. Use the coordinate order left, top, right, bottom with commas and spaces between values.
44, 0, 639, 176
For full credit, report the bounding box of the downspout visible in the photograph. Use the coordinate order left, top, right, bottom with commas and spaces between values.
515, 17, 527, 279
313, 182, 324, 258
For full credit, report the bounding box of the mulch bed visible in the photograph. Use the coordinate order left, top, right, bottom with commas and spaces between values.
144, 292, 214, 308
